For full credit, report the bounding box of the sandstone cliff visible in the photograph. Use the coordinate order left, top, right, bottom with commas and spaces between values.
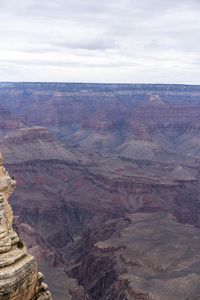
0, 151, 52, 300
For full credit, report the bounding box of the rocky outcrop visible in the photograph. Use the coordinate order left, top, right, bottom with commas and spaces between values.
0, 126, 84, 164
0, 152, 52, 300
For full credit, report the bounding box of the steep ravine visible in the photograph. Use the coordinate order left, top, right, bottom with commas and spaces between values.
67, 213, 200, 299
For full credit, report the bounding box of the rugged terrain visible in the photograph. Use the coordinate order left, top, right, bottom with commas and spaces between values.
1, 82, 200, 298
67, 212, 200, 299
0, 151, 52, 300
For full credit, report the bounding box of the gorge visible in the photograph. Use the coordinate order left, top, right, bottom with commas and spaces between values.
1, 83, 200, 299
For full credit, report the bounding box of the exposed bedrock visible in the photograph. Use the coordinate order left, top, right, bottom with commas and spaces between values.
0, 152, 52, 300
67, 212, 200, 299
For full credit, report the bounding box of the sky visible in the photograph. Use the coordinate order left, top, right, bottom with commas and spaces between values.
0, 0, 200, 83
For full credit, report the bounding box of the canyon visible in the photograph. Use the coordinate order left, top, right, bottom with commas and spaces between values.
1, 82, 200, 299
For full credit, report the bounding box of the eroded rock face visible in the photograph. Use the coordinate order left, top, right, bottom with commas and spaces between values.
68, 212, 200, 299
0, 152, 52, 300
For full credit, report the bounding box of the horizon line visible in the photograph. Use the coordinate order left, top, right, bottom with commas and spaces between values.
0, 81, 200, 86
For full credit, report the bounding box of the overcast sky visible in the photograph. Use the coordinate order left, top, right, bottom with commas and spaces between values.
0, 0, 200, 83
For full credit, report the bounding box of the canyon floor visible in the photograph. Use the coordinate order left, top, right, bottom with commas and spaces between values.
1, 83, 200, 299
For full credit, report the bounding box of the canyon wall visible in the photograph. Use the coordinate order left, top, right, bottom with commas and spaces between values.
0, 151, 52, 300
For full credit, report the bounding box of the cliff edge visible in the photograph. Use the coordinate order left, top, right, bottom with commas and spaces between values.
0, 151, 52, 300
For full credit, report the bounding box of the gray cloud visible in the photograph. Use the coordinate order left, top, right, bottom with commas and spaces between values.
0, 0, 200, 83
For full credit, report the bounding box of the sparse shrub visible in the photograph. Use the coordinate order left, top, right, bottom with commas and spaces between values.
16, 239, 24, 249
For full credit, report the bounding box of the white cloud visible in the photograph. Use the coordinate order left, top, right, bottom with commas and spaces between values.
0, 0, 200, 83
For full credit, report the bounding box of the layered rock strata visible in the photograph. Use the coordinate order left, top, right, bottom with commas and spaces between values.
0, 152, 52, 300
68, 212, 200, 299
